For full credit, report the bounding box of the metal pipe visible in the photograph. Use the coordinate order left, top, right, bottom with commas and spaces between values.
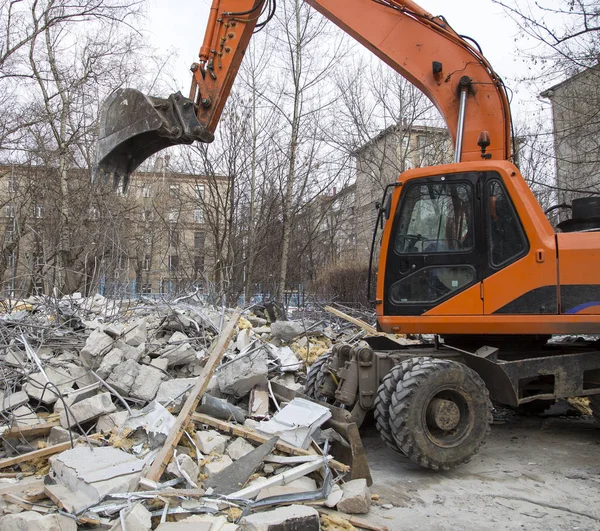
454, 80, 470, 163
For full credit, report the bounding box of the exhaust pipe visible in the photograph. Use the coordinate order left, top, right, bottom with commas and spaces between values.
95, 88, 213, 190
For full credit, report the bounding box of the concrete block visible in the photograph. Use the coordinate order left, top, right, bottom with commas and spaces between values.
116, 340, 145, 362
156, 524, 212, 531
123, 319, 147, 347
226, 437, 255, 461
156, 378, 196, 411
109, 502, 151, 531
106, 359, 141, 396
0, 390, 28, 412
159, 343, 197, 367
48, 446, 143, 513
80, 328, 114, 368
204, 455, 233, 477
23, 368, 73, 405
236, 328, 252, 351
337, 478, 371, 514
167, 453, 199, 484
196, 430, 230, 454
324, 483, 343, 508
104, 323, 125, 339
239, 505, 320, 531
65, 363, 96, 387
96, 348, 125, 379
180, 515, 229, 529
130, 364, 167, 402
48, 426, 75, 446
11, 405, 41, 427
270, 321, 305, 343
168, 331, 189, 344
96, 410, 129, 432
216, 350, 268, 398
247, 315, 267, 327
0, 511, 77, 531
151, 358, 169, 371
59, 392, 116, 429
286, 477, 317, 491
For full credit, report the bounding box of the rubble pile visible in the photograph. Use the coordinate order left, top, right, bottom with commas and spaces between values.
0, 295, 385, 531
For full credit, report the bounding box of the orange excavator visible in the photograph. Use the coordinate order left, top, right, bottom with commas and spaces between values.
96, 0, 600, 471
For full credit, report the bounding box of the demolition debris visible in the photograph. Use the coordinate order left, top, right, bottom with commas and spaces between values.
0, 294, 387, 530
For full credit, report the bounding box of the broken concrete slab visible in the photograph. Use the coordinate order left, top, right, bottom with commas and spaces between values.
23, 368, 73, 405
325, 483, 344, 508
270, 321, 305, 343
123, 318, 147, 347
96, 410, 129, 433
11, 405, 42, 427
236, 328, 252, 351
47, 446, 144, 514
216, 350, 268, 398
155, 523, 212, 531
155, 378, 196, 412
226, 437, 255, 461
239, 505, 320, 531
59, 392, 116, 429
122, 401, 175, 449
159, 342, 197, 367
48, 426, 75, 446
0, 390, 29, 413
105, 359, 141, 396
337, 478, 371, 514
130, 364, 167, 402
0, 511, 77, 531
168, 331, 189, 344
104, 323, 125, 339
108, 501, 152, 531
151, 358, 169, 371
80, 328, 114, 368
96, 347, 125, 379
196, 430, 230, 455
167, 453, 199, 485
204, 455, 233, 477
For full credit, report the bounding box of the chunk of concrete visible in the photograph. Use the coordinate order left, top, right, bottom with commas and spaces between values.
155, 523, 211, 531
0, 390, 29, 413
156, 378, 196, 412
96, 410, 129, 433
48, 446, 143, 513
0, 511, 77, 531
168, 331, 189, 344
80, 328, 114, 368
159, 343, 197, 367
123, 319, 147, 347
236, 328, 252, 351
11, 405, 41, 427
65, 363, 96, 387
270, 321, 305, 343
167, 453, 199, 484
116, 340, 145, 363
196, 430, 230, 454
96, 348, 125, 379
151, 358, 169, 371
239, 505, 320, 531
23, 368, 73, 405
130, 364, 167, 402
226, 437, 255, 461
216, 350, 268, 398
59, 392, 116, 429
106, 359, 141, 396
109, 502, 151, 531
104, 323, 125, 339
325, 483, 343, 508
48, 426, 75, 446
204, 455, 233, 477
337, 478, 371, 514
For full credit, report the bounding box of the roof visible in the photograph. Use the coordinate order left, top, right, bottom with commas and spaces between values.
352, 123, 448, 156
540, 62, 600, 98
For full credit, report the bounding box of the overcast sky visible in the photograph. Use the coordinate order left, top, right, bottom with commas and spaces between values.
145, 0, 544, 121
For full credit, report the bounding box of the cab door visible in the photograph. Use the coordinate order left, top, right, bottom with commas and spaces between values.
383, 172, 483, 316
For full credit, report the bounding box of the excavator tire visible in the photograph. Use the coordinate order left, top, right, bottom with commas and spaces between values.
389, 358, 492, 471
589, 395, 600, 423
374, 357, 430, 453
304, 353, 331, 400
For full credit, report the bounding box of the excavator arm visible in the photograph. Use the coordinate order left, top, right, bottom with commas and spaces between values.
96, 0, 512, 185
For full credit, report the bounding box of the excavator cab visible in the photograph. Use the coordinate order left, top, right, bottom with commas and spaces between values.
95, 88, 212, 189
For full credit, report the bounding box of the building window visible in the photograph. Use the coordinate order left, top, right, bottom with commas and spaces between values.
195, 184, 205, 200
168, 210, 179, 223
4, 203, 15, 218
141, 283, 152, 294
194, 231, 205, 250
34, 204, 44, 219
8, 173, 18, 194
169, 230, 180, 247
142, 184, 152, 198
8, 252, 15, 268
193, 208, 203, 224
169, 184, 180, 198
143, 254, 151, 271
194, 255, 204, 273
169, 254, 179, 271
143, 234, 152, 247
142, 209, 155, 222
5, 227, 14, 242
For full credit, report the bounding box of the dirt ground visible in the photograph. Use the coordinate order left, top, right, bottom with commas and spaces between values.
361, 414, 600, 531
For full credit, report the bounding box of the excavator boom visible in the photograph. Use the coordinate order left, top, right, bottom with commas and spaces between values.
96, 0, 512, 186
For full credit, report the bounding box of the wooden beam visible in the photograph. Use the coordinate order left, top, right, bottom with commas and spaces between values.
324, 306, 378, 335
0, 441, 72, 469
145, 310, 241, 481
192, 413, 350, 474
1, 422, 58, 440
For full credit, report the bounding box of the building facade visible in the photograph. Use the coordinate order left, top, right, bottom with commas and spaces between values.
541, 63, 600, 212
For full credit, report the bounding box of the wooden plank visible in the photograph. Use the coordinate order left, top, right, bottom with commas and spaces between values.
0, 441, 72, 469
145, 310, 241, 481
192, 413, 350, 474
3, 493, 52, 513
2, 422, 58, 440
324, 306, 378, 335
317, 508, 390, 531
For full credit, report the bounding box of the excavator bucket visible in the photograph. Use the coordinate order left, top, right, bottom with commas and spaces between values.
95, 88, 213, 189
